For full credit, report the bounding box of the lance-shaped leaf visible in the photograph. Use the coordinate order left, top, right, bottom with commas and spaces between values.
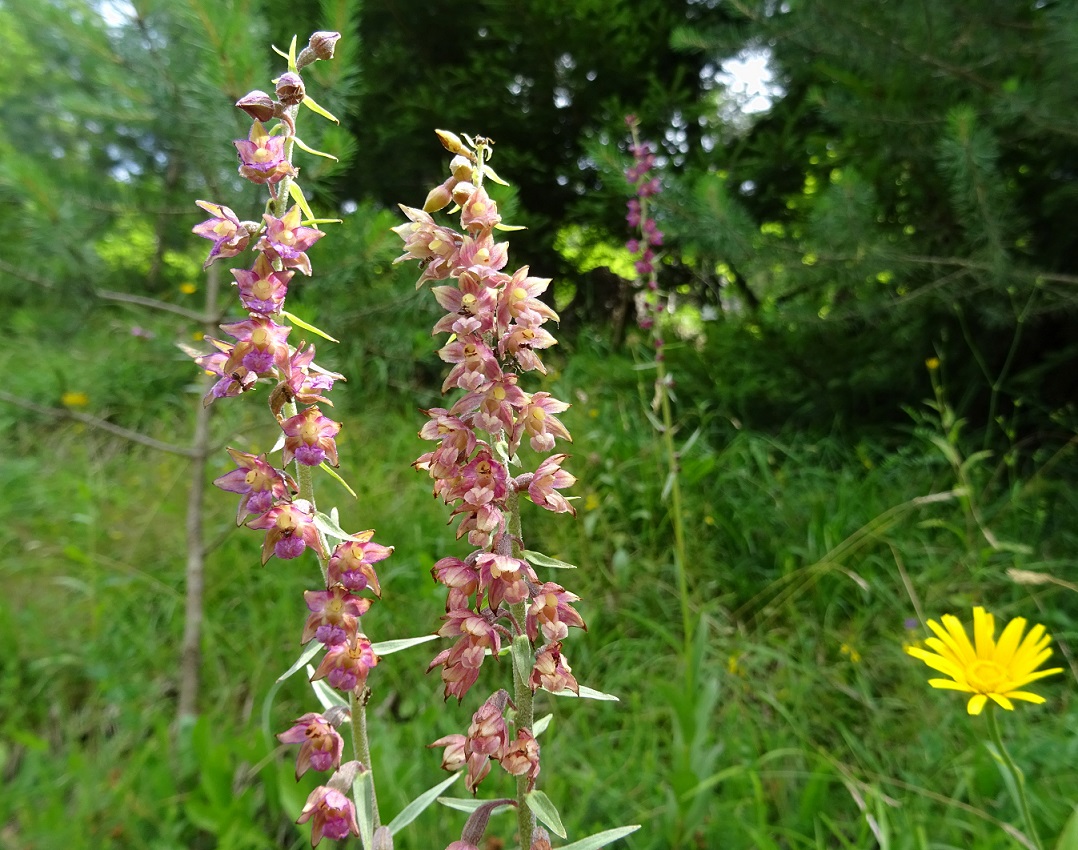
302, 93, 340, 124
559, 826, 642, 850
280, 308, 340, 343
533, 713, 553, 737
386, 773, 461, 835
552, 684, 620, 701
511, 634, 534, 692
371, 634, 439, 656
313, 511, 372, 543
319, 462, 358, 500
287, 181, 318, 226
352, 766, 375, 850
293, 135, 339, 161
525, 790, 566, 838
437, 797, 514, 815
305, 664, 348, 709
522, 550, 577, 570
482, 163, 510, 186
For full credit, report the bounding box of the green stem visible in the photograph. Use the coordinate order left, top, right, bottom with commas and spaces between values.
985, 706, 1043, 850
629, 121, 694, 674
506, 486, 536, 846
655, 351, 693, 673
352, 688, 380, 829
272, 92, 379, 832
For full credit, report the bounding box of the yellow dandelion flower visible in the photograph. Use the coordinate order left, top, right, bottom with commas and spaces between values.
180, 282, 198, 295
906, 607, 1063, 715
61, 391, 89, 407
925, 356, 940, 370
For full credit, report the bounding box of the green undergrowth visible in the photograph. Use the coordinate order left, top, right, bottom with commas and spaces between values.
1, 331, 1076, 850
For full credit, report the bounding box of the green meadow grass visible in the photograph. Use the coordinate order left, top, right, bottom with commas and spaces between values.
1, 322, 1075, 849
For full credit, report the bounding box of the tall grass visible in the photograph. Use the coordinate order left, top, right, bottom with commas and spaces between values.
1, 328, 1075, 848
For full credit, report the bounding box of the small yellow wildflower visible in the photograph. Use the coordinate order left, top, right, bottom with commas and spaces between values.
840, 643, 862, 663
61, 391, 89, 408
925, 357, 940, 371
727, 653, 743, 677
192, 331, 205, 341
180, 282, 198, 295
906, 607, 1063, 715
583, 493, 601, 512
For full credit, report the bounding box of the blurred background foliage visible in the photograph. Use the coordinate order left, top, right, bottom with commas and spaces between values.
1, 0, 1076, 848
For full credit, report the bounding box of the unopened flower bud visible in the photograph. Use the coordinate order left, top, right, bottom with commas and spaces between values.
424, 178, 457, 213
309, 31, 341, 60
236, 90, 278, 122
276, 72, 305, 107
451, 181, 475, 206
450, 155, 473, 182
436, 129, 467, 155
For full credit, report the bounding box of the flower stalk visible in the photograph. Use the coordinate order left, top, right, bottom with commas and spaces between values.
395, 130, 585, 849
624, 116, 694, 670
191, 31, 390, 846
985, 706, 1044, 850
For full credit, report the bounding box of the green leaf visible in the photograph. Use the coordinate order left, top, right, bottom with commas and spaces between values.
305, 664, 348, 709
371, 634, 439, 655
288, 35, 298, 72
277, 640, 323, 683
1055, 806, 1078, 850
532, 713, 553, 737
387, 773, 461, 835
286, 182, 318, 228
353, 768, 375, 850
559, 826, 642, 850
437, 797, 514, 814
482, 163, 510, 186
281, 309, 340, 343
525, 790, 566, 838
313, 512, 371, 543
319, 462, 357, 499
511, 634, 534, 692
552, 684, 620, 701
521, 550, 578, 569
292, 135, 339, 161
302, 94, 340, 124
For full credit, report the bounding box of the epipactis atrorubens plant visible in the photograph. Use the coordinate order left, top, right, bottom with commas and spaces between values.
191, 32, 409, 849
392, 131, 636, 850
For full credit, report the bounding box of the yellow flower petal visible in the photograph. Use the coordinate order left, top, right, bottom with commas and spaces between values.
988, 692, 1015, 711
908, 607, 1061, 714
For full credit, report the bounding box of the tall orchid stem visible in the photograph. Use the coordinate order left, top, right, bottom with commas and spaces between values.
628, 122, 694, 676
506, 486, 536, 844
352, 688, 380, 829
655, 350, 692, 675
985, 706, 1043, 850
272, 95, 380, 831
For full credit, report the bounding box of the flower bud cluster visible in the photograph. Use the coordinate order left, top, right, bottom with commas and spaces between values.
393, 133, 586, 800
190, 34, 386, 845
624, 115, 667, 344
431, 690, 540, 794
